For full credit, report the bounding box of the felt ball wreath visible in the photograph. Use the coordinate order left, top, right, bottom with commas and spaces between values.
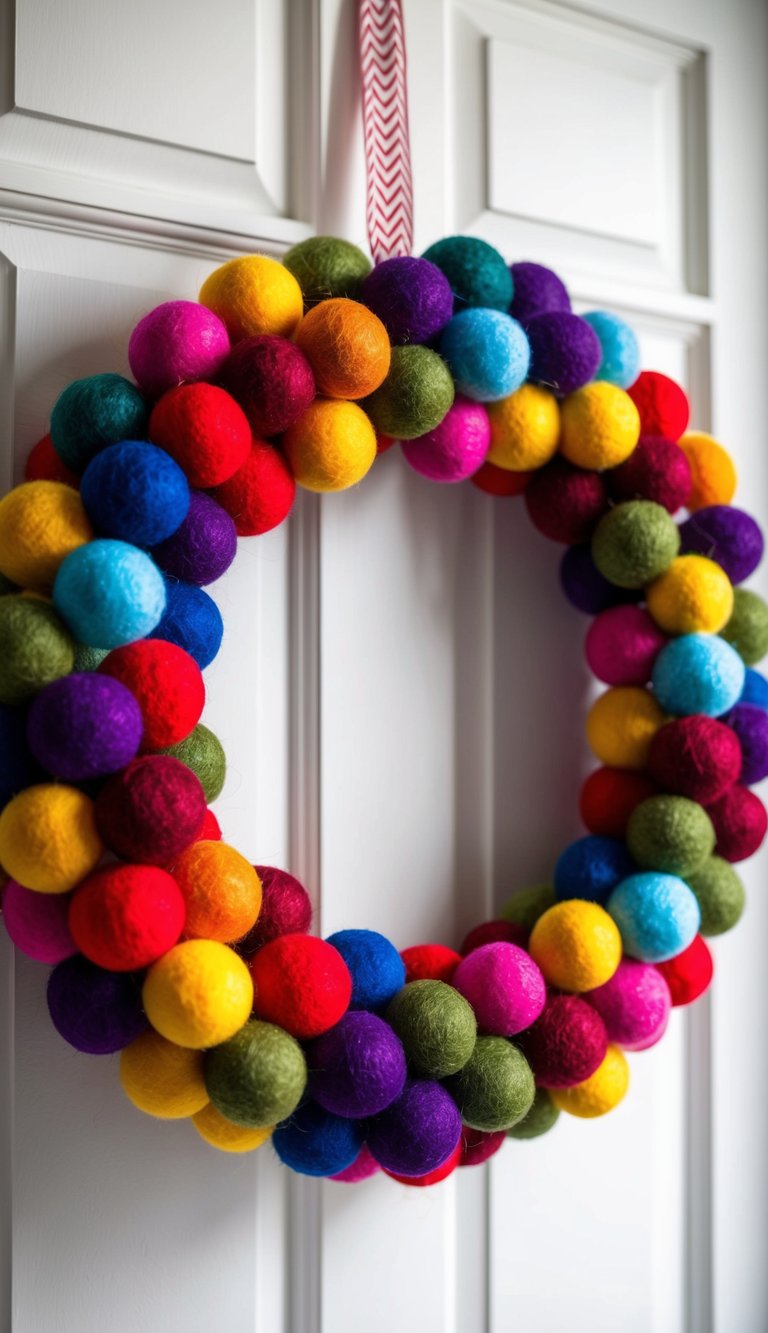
1, 234, 764, 1190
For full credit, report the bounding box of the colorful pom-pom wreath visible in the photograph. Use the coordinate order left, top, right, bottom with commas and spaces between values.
364, 345, 455, 439
0, 783, 103, 894
283, 398, 376, 492
528, 900, 621, 992
366, 1078, 462, 1177
119, 1030, 209, 1119
627, 371, 690, 441
579, 768, 658, 839
679, 505, 764, 585
128, 300, 230, 398
325, 928, 406, 1011
720, 588, 768, 666
655, 935, 714, 1006
651, 633, 745, 718
50, 373, 148, 474
553, 835, 635, 905
203, 1019, 306, 1128
158, 722, 226, 803
608, 435, 692, 514
273, 1101, 363, 1178
80, 441, 190, 547
439, 308, 529, 402
192, 1104, 273, 1155
0, 596, 75, 703
550, 1044, 629, 1119
283, 235, 371, 306
53, 539, 166, 649
171, 841, 261, 943
585, 605, 667, 686
525, 458, 608, 545
585, 958, 671, 1051
294, 297, 390, 399
153, 578, 223, 670
586, 685, 665, 769
99, 639, 204, 749
520, 993, 607, 1088
509, 261, 570, 323
401, 396, 490, 483
678, 432, 737, 510
707, 785, 767, 862
250, 934, 352, 1039
142, 939, 253, 1049
582, 312, 640, 389
559, 382, 640, 471
0, 481, 93, 588
445, 1036, 535, 1133
526, 312, 601, 396
507, 1087, 560, 1140
400, 943, 462, 983
217, 334, 315, 436
1, 878, 76, 964
199, 254, 304, 341
451, 942, 546, 1036
25, 433, 79, 488
647, 715, 742, 805
385, 980, 477, 1078
307, 1011, 407, 1118
592, 501, 680, 590
69, 864, 186, 971
27, 670, 143, 782
47, 955, 148, 1055
361, 256, 453, 345
421, 235, 513, 312
148, 383, 251, 489
211, 438, 296, 536
608, 871, 700, 962
485, 384, 560, 472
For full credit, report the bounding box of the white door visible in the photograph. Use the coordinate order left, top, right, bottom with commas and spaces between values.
1, 1, 766, 1330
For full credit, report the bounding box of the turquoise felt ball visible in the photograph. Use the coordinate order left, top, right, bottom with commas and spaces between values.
53, 539, 166, 648
421, 236, 513, 311
439, 310, 530, 403
651, 633, 745, 717
50, 374, 148, 474
607, 871, 701, 962
582, 312, 641, 389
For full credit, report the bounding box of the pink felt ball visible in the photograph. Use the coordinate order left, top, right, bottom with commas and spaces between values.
2, 878, 76, 963
128, 301, 230, 398
401, 397, 491, 482
585, 605, 668, 686
451, 941, 546, 1036
331, 1144, 381, 1183
585, 957, 671, 1050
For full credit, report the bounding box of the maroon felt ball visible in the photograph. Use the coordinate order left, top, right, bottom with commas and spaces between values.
238, 865, 312, 952
68, 864, 186, 971
648, 716, 742, 805
608, 436, 692, 514
210, 438, 296, 537
580, 767, 658, 838
524, 458, 608, 544
585, 605, 668, 686
459, 1125, 506, 1167
518, 993, 608, 1088
400, 943, 462, 983
627, 372, 690, 441
460, 920, 528, 954
706, 784, 768, 861
95, 755, 207, 865
217, 335, 315, 437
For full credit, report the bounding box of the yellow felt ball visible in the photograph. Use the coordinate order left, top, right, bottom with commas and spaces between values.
551, 1045, 629, 1118
199, 255, 303, 341
559, 381, 640, 470
283, 398, 377, 492
528, 900, 622, 992
586, 686, 665, 769
0, 482, 93, 588
646, 554, 734, 635
486, 384, 560, 471
678, 431, 737, 510
142, 939, 253, 1050
0, 783, 103, 894
192, 1102, 273, 1154
119, 1030, 209, 1119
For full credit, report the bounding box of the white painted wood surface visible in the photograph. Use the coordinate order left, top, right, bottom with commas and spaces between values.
1, 1, 766, 1330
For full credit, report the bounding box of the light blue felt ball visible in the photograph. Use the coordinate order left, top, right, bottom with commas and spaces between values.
651, 633, 745, 717
80, 441, 190, 547
439, 309, 530, 402
607, 871, 701, 962
53, 539, 166, 649
582, 312, 641, 389
554, 835, 636, 904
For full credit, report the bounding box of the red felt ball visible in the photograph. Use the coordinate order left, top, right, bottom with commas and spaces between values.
250, 934, 352, 1039
579, 767, 658, 838
376, 434, 396, 454
210, 438, 296, 536
68, 864, 186, 971
400, 943, 462, 983
459, 1126, 506, 1167
648, 715, 742, 805
148, 383, 251, 488
608, 435, 692, 514
524, 458, 608, 544
519, 993, 608, 1088
471, 461, 532, 497
25, 434, 79, 488
627, 372, 690, 441
385, 1140, 462, 1187
706, 784, 768, 862
95, 755, 206, 865
196, 809, 222, 842
99, 640, 204, 749
217, 335, 315, 437
460, 920, 528, 954
654, 935, 713, 1006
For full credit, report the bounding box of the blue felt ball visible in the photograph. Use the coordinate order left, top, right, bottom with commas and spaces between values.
439, 309, 529, 402
741, 668, 768, 710
272, 1100, 363, 1177
421, 236, 513, 312
607, 871, 701, 962
50, 373, 148, 474
53, 539, 166, 649
582, 312, 641, 389
326, 928, 406, 1011
651, 633, 745, 718
80, 441, 190, 547
0, 702, 41, 807
153, 579, 223, 669
554, 835, 636, 904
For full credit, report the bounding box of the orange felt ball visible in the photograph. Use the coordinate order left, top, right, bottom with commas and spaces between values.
250, 934, 352, 1039
148, 384, 251, 488
99, 639, 204, 749
294, 298, 391, 399
678, 432, 737, 510
171, 841, 262, 943
69, 864, 186, 971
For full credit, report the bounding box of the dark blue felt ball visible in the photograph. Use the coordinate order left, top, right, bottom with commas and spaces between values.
47, 955, 148, 1054
50, 373, 148, 474
741, 668, 768, 710
0, 702, 41, 807
80, 441, 190, 547
554, 835, 636, 904
272, 1100, 363, 1177
153, 579, 224, 669
326, 928, 406, 1010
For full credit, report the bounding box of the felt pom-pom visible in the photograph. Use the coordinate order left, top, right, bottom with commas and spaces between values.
585, 605, 667, 685
199, 254, 304, 341
524, 458, 608, 544
451, 942, 546, 1036
585, 958, 671, 1051
608, 871, 700, 962
678, 505, 763, 585
361, 256, 453, 344
721, 703, 768, 784
421, 236, 513, 311
148, 383, 251, 488
608, 435, 692, 514
119, 1030, 209, 1119
99, 639, 204, 749
720, 588, 768, 666
586, 685, 665, 769
528, 900, 621, 992
364, 345, 455, 440
686, 855, 745, 936
152, 491, 236, 587
559, 544, 630, 615
80, 441, 190, 547
627, 794, 715, 877
25, 434, 79, 488
203, 1018, 307, 1127
707, 784, 767, 862
273, 1102, 363, 1178
2, 878, 76, 963
648, 715, 742, 804
171, 841, 261, 943
0, 783, 103, 894
445, 1036, 535, 1132
283, 236, 371, 305
283, 398, 376, 492
294, 297, 391, 399
560, 382, 640, 470
153, 579, 223, 670
459, 1126, 507, 1167
401, 396, 490, 483
53, 539, 166, 649
250, 934, 352, 1039
128, 300, 230, 397
366, 1078, 462, 1177
507, 1086, 560, 1140
526, 312, 601, 396
69, 864, 186, 971
439, 309, 530, 402
308, 1011, 407, 1117
550, 1044, 629, 1118
519, 994, 608, 1087
654, 935, 713, 1006
499, 884, 556, 933
486, 384, 560, 472
143, 939, 253, 1049
385, 1141, 462, 1187
651, 633, 745, 718
211, 437, 296, 536
192, 1104, 272, 1154
159, 722, 225, 803
27, 671, 143, 782
582, 312, 640, 389
460, 920, 528, 954
326, 928, 406, 1010
217, 334, 315, 436
400, 942, 462, 983
47, 955, 148, 1055
243, 865, 312, 948
471, 461, 532, 496
647, 555, 734, 636
385, 979, 477, 1077
678, 432, 737, 510
95, 755, 206, 866
50, 373, 148, 473
0, 481, 93, 588
579, 767, 658, 838
509, 262, 570, 323
197, 809, 222, 841
553, 835, 636, 904
591, 501, 680, 589
330, 1145, 381, 1183
627, 371, 689, 441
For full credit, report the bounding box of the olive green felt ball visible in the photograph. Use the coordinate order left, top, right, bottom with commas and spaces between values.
364, 346, 455, 440
720, 588, 768, 666
507, 1086, 560, 1140
627, 795, 715, 877
73, 644, 109, 672
686, 855, 746, 936
283, 236, 372, 306
386, 980, 476, 1078
499, 884, 556, 933
444, 1036, 535, 1132
591, 501, 680, 589
160, 723, 226, 803
204, 1020, 307, 1128
0, 595, 75, 703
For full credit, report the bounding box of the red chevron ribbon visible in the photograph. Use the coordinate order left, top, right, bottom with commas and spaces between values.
358, 0, 414, 261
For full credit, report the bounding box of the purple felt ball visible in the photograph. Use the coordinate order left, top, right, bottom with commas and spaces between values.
152, 491, 236, 585
47, 955, 148, 1054
585, 957, 671, 1050
526, 311, 601, 396
27, 672, 143, 781
401, 396, 491, 482
307, 1011, 407, 1118
560, 544, 635, 614
2, 879, 76, 963
451, 942, 546, 1036
722, 703, 768, 784
679, 506, 765, 586
361, 256, 454, 345
509, 262, 571, 324
366, 1078, 462, 1177
128, 301, 230, 398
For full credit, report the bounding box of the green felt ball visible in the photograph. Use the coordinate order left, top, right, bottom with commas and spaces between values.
0, 596, 75, 703
720, 588, 768, 666
591, 501, 680, 589
445, 1036, 535, 1132
204, 1020, 307, 1128
364, 346, 455, 440
159, 723, 226, 802
282, 236, 372, 306
627, 795, 715, 877
499, 884, 556, 933
386, 980, 476, 1078
507, 1086, 560, 1140
73, 644, 109, 672
50, 373, 148, 473
421, 235, 513, 311
686, 855, 746, 936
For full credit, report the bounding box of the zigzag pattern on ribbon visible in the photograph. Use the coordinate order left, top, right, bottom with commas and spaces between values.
358, 0, 414, 261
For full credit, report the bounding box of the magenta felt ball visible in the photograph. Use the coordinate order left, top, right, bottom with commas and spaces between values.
721, 704, 768, 785
679, 506, 765, 586
217, 335, 315, 437
526, 312, 601, 396
2, 879, 76, 963
452, 942, 546, 1036
401, 396, 490, 482
128, 301, 230, 398
509, 262, 571, 324
648, 715, 742, 804
519, 994, 608, 1088
608, 436, 692, 514
331, 1145, 381, 1183
366, 1078, 462, 1177
707, 785, 767, 861
585, 958, 671, 1051
585, 605, 668, 686
26, 672, 143, 782
308, 1011, 407, 1118
361, 257, 453, 345
152, 491, 236, 585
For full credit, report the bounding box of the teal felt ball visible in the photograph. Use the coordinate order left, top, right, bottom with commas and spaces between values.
686, 855, 746, 935
507, 1086, 560, 1140
444, 1036, 535, 1132
608, 871, 700, 962
204, 1019, 307, 1128
50, 374, 148, 474
53, 539, 166, 649
439, 309, 530, 402
720, 588, 768, 666
386, 980, 477, 1078
421, 236, 513, 312
582, 312, 641, 389
627, 795, 715, 877
591, 502, 680, 589
364, 346, 455, 439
